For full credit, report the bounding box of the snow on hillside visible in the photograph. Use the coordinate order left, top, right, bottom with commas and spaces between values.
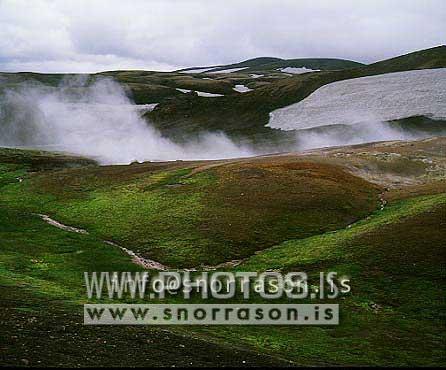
268, 68, 446, 131
180, 66, 249, 74
208, 67, 248, 74
233, 84, 253, 93
278, 67, 319, 74
137, 103, 158, 113
179, 67, 213, 74
196, 91, 223, 97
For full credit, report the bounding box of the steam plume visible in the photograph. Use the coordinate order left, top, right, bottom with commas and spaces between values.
0, 77, 254, 164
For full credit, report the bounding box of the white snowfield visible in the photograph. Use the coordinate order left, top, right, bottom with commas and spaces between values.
176, 88, 191, 93
268, 68, 446, 131
208, 67, 248, 74
196, 91, 224, 97
137, 103, 158, 113
179, 67, 213, 74
278, 67, 320, 74
233, 84, 253, 93
180, 66, 249, 75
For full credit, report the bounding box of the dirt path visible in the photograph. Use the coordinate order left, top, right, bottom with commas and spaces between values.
38, 214, 89, 234
103, 240, 167, 270
37, 214, 168, 271
36, 214, 245, 271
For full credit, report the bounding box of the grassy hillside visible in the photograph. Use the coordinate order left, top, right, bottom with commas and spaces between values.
1, 44, 445, 367
0, 154, 380, 268
0, 138, 444, 366
0, 54, 362, 106
199, 193, 445, 366
0, 166, 289, 367
1, 138, 443, 269
365, 45, 446, 74
0, 148, 96, 171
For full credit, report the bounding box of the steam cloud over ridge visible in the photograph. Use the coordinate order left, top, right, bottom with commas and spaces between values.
1, 72, 445, 165
0, 77, 254, 164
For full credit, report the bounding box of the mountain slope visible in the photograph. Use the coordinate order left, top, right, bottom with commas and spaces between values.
365, 45, 446, 74
1, 46, 445, 146
178, 57, 364, 74
149, 46, 446, 142
0, 138, 444, 366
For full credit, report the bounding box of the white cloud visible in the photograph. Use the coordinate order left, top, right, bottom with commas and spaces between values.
0, 0, 444, 73
0, 55, 178, 74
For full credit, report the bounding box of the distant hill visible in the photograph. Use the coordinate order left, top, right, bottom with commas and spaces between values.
1, 46, 445, 146
243, 57, 365, 72
364, 45, 446, 74
177, 56, 364, 73
149, 46, 446, 144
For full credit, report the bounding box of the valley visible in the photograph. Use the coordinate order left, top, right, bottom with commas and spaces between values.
0, 135, 445, 366
0, 45, 445, 367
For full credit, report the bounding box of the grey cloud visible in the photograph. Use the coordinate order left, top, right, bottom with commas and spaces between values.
0, 0, 444, 73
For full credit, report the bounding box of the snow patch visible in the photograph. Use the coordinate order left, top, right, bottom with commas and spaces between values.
233, 84, 253, 93
268, 68, 446, 131
208, 67, 249, 74
179, 67, 212, 74
250, 74, 264, 79
196, 91, 223, 97
278, 67, 320, 74
137, 103, 158, 113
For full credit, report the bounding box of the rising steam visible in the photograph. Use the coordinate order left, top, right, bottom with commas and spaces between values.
293, 121, 422, 151
0, 73, 444, 164
0, 77, 254, 164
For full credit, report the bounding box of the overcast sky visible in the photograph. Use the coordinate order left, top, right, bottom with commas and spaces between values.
0, 0, 444, 73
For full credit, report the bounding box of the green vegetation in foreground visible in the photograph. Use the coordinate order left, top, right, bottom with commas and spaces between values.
191, 194, 446, 366
0, 149, 135, 300
0, 207, 140, 302
0, 148, 444, 366
0, 204, 290, 367
0, 154, 288, 367
239, 194, 446, 271
0, 155, 380, 268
